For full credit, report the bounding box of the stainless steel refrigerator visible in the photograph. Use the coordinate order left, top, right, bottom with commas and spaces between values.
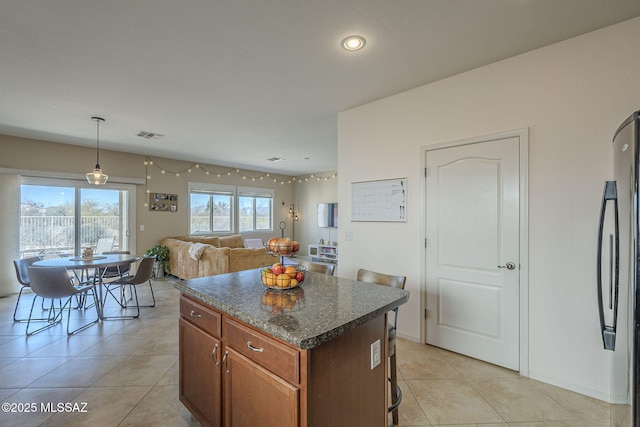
598, 110, 640, 426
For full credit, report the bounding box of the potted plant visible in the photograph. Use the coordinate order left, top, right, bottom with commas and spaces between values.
145, 245, 170, 278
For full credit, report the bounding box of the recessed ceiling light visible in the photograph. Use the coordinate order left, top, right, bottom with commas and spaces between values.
341, 35, 366, 51
267, 157, 285, 162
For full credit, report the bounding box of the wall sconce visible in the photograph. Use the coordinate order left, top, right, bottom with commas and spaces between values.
289, 204, 299, 221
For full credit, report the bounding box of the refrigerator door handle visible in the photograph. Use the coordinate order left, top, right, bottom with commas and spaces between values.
597, 180, 619, 351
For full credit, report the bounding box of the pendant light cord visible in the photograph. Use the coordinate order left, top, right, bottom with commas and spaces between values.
96, 118, 100, 167
92, 116, 105, 168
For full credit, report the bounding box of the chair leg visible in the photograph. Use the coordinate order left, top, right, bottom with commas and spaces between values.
12, 287, 24, 322
101, 284, 140, 320
67, 288, 99, 335
13, 289, 53, 323
389, 351, 402, 425
136, 280, 155, 308
121, 281, 154, 309
26, 296, 62, 335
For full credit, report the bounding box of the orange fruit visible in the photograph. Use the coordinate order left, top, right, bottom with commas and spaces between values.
284, 265, 297, 278
264, 272, 276, 287
276, 274, 291, 288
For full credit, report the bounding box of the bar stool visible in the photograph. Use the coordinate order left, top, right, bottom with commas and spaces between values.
297, 259, 336, 276
357, 268, 406, 425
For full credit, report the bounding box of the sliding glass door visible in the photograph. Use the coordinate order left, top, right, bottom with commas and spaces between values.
20, 178, 134, 258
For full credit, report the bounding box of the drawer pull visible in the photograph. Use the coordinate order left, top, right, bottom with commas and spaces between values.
222, 350, 229, 374
247, 341, 264, 352
189, 310, 202, 318
211, 343, 219, 366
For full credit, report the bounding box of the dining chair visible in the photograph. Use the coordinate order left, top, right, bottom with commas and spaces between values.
356, 268, 406, 425
95, 236, 116, 254
297, 259, 335, 276
101, 250, 132, 280
27, 266, 99, 335
12, 256, 47, 322
101, 256, 156, 319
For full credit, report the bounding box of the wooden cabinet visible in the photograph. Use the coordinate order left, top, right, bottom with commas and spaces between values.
179, 296, 222, 427
223, 317, 300, 426
180, 295, 301, 427
224, 348, 299, 427
179, 293, 387, 427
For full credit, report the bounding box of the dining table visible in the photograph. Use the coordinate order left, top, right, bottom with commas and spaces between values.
33, 253, 140, 319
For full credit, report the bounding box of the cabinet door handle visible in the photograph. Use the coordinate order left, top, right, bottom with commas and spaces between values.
247, 341, 264, 352
222, 350, 229, 374
189, 310, 202, 318
211, 343, 219, 366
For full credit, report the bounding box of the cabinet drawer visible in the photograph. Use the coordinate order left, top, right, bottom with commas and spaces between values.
224, 317, 300, 384
180, 295, 221, 338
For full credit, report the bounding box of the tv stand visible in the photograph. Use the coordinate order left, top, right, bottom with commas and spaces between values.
308, 244, 337, 264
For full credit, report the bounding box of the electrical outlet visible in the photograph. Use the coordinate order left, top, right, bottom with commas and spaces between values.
371, 339, 381, 370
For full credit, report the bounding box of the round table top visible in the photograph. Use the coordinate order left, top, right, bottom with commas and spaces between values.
33, 253, 140, 269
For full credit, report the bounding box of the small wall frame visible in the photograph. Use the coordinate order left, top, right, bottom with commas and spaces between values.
149, 193, 178, 212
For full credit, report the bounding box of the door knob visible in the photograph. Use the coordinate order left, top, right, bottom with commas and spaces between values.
498, 262, 516, 270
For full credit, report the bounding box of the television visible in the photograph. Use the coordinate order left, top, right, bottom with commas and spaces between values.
317, 203, 338, 228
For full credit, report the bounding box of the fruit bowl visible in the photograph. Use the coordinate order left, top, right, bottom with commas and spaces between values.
260, 263, 306, 290
265, 237, 301, 257
261, 287, 305, 314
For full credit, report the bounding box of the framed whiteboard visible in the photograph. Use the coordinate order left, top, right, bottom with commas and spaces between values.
351, 178, 407, 222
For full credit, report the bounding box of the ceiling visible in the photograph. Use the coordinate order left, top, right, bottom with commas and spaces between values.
1, 1, 639, 176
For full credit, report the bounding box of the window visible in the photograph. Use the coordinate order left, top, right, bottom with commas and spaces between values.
188, 182, 273, 234
20, 177, 134, 258
238, 187, 273, 232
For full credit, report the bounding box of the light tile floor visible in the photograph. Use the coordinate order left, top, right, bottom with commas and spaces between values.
0, 279, 611, 426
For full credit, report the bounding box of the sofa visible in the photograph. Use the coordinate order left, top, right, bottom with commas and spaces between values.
160, 234, 274, 280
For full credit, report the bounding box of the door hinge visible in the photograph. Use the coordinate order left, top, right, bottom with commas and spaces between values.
425, 167, 428, 178
424, 309, 428, 319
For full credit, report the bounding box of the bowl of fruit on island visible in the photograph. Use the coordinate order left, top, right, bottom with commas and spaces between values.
260, 262, 306, 289
265, 237, 301, 256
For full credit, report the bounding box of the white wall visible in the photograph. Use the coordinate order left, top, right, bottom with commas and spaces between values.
294, 174, 338, 254
0, 174, 20, 296
337, 17, 640, 400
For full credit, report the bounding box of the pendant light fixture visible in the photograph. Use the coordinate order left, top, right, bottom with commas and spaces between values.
86, 116, 108, 185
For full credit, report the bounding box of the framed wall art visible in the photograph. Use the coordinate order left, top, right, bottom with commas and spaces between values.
149, 193, 178, 212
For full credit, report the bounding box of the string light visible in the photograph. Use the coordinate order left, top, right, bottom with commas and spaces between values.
141, 157, 337, 189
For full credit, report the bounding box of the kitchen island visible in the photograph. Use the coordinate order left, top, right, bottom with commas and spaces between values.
174, 267, 409, 427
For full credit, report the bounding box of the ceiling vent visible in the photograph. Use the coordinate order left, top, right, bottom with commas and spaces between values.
137, 131, 164, 139
267, 157, 285, 162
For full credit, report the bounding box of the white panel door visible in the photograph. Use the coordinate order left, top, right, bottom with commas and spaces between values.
426, 136, 520, 370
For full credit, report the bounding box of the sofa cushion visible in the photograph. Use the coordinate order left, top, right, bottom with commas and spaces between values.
218, 234, 244, 249
228, 248, 274, 273
173, 235, 220, 247
199, 247, 230, 277
176, 241, 200, 279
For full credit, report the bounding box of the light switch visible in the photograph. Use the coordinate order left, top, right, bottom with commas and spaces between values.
371, 339, 381, 370
345, 231, 353, 241
139, 225, 145, 232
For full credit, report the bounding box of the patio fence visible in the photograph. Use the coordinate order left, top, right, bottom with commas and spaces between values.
20, 215, 120, 257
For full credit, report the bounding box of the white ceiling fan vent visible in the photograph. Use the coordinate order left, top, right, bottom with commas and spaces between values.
137, 131, 164, 139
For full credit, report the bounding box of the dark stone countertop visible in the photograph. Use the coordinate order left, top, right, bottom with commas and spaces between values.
174, 268, 410, 350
